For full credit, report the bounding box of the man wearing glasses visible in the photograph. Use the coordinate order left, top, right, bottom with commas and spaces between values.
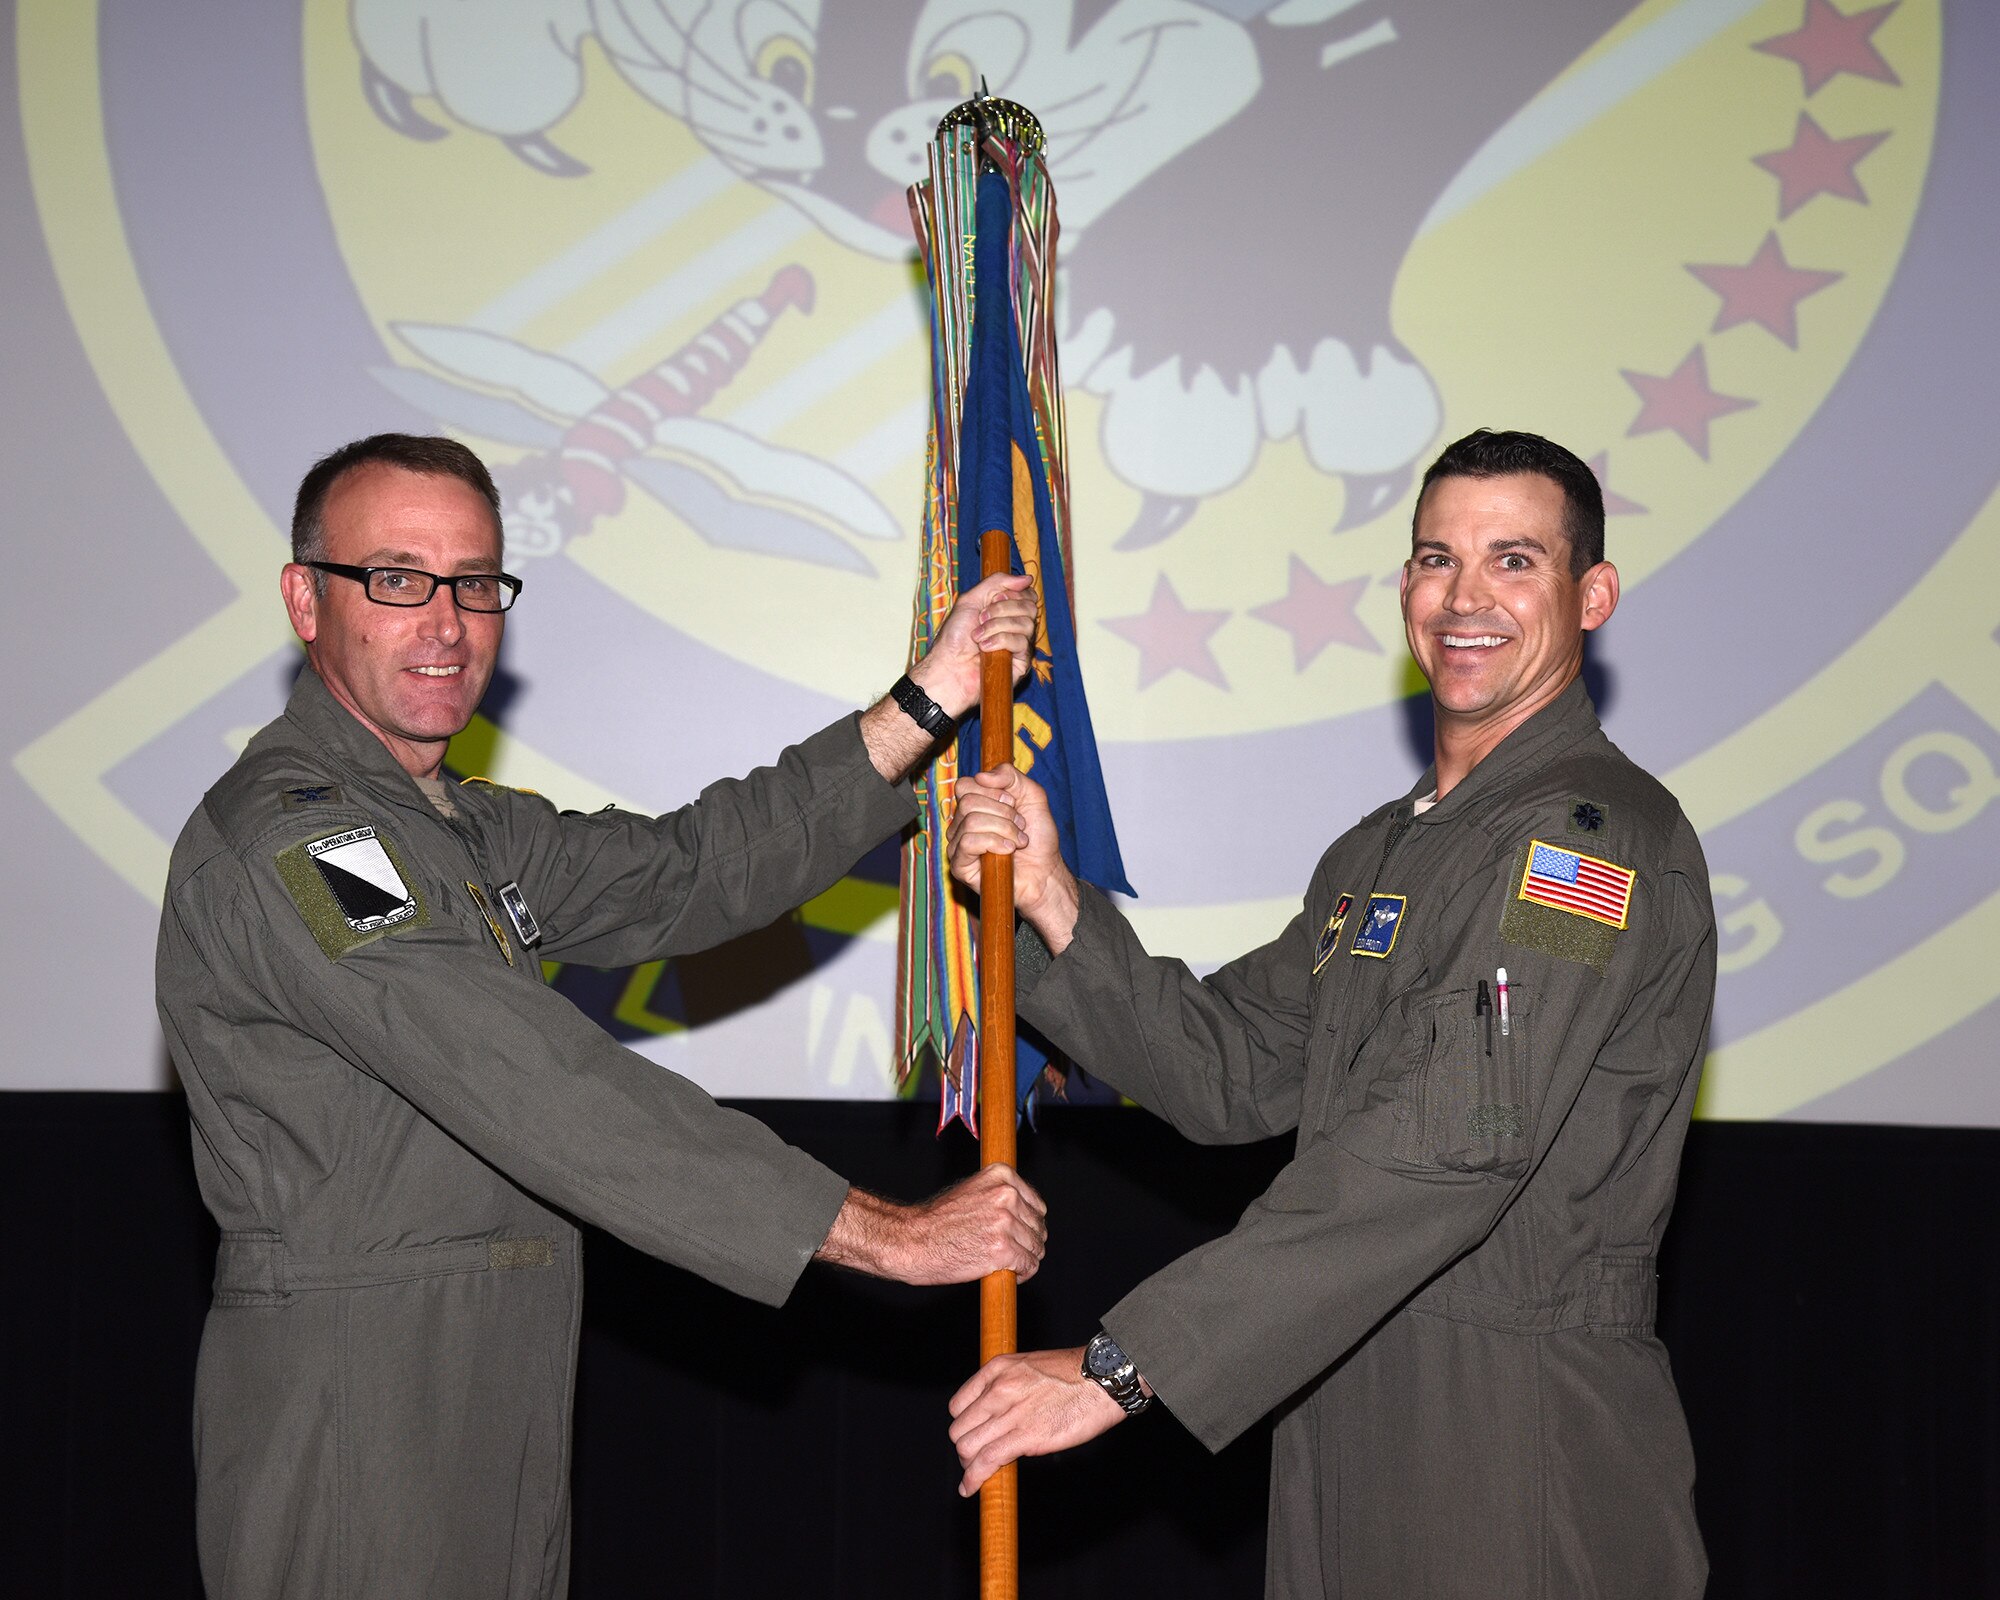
156, 433, 1044, 1599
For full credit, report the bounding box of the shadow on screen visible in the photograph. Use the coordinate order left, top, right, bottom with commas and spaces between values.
1393, 631, 1617, 771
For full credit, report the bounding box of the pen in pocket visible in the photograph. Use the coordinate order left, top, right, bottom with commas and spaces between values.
1476, 979, 1492, 1057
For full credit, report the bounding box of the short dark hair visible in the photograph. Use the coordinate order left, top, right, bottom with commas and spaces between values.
291, 434, 503, 586
1413, 429, 1604, 578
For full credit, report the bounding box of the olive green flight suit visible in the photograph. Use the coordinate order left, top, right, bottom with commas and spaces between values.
1018, 681, 1714, 1598
155, 669, 915, 1599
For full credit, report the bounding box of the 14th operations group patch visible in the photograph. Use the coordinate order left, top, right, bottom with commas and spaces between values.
276, 825, 428, 960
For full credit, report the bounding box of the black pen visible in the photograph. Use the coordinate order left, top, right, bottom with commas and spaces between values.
1476, 979, 1493, 1057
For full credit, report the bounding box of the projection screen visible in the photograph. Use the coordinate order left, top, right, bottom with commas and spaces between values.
4, 0, 1995, 1122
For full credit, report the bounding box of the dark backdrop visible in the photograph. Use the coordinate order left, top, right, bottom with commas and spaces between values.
5, 1094, 1996, 1596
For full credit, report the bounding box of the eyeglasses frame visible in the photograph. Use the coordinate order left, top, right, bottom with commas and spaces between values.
303, 561, 523, 613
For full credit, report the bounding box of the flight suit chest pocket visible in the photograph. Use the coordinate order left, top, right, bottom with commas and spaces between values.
1390, 986, 1532, 1177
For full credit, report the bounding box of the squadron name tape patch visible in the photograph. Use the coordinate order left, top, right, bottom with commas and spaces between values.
276, 825, 429, 960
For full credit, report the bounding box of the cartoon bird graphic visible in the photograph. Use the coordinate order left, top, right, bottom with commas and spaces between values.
354, 0, 1649, 544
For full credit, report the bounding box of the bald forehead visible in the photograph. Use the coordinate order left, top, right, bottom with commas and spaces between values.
321, 463, 502, 565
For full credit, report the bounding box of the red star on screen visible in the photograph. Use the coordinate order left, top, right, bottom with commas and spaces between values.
1102, 575, 1231, 690
1586, 453, 1647, 517
1754, 0, 1900, 96
1622, 347, 1756, 460
1250, 558, 1378, 671
1754, 113, 1889, 218
1687, 233, 1843, 348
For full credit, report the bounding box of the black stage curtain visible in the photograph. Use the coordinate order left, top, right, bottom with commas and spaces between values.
4, 1093, 1997, 1596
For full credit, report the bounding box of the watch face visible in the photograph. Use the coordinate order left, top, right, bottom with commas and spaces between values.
1086, 1335, 1127, 1379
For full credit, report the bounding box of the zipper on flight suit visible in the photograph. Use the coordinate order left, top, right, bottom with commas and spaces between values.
1377, 812, 1411, 870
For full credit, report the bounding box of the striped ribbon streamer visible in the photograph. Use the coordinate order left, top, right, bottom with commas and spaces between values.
897, 125, 1074, 1129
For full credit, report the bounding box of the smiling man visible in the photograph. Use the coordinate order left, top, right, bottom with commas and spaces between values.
944, 430, 1717, 1598
156, 434, 1046, 1600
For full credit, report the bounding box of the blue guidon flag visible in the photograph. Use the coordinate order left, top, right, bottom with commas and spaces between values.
953, 168, 1132, 1114
1519, 840, 1636, 929
954, 171, 1130, 907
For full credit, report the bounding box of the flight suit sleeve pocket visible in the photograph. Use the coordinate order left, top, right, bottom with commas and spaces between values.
1390, 987, 1532, 1177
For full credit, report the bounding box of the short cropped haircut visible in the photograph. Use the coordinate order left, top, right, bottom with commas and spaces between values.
291, 434, 503, 586
1413, 429, 1604, 578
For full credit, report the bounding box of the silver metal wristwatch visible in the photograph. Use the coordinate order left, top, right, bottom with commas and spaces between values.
1082, 1330, 1151, 1416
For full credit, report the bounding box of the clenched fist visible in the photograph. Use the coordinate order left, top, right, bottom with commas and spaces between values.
947, 765, 1081, 952
815, 1163, 1048, 1285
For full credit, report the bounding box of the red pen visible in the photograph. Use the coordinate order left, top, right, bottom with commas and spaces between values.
1496, 968, 1511, 1038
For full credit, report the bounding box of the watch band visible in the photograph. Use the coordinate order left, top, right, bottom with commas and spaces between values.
889, 674, 957, 739
1082, 1330, 1152, 1416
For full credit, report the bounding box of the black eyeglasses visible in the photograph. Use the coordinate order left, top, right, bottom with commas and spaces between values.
306, 562, 523, 613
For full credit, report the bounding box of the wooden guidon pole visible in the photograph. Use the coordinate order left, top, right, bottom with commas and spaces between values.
976, 524, 1020, 1598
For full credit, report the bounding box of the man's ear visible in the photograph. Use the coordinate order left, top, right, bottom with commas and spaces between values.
280, 563, 320, 645
1579, 561, 1620, 633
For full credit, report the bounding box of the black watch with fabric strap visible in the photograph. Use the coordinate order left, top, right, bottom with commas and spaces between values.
1082, 1330, 1151, 1416
889, 673, 957, 739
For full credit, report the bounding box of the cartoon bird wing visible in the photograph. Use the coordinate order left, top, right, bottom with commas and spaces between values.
391, 323, 610, 420
623, 457, 877, 575
366, 366, 567, 450
651, 418, 901, 543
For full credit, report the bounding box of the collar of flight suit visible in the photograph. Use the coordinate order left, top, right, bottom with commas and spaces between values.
281, 666, 445, 822
1398, 675, 1602, 829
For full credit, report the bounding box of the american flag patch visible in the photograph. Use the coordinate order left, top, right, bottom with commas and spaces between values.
1517, 840, 1635, 929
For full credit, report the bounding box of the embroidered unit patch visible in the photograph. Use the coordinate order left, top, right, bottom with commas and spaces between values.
275, 825, 429, 960
465, 882, 514, 966
1349, 894, 1408, 959
1518, 840, 1635, 929
307, 827, 418, 930
1313, 894, 1354, 975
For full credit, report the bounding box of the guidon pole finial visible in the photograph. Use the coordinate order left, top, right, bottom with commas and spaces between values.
936, 77, 1045, 160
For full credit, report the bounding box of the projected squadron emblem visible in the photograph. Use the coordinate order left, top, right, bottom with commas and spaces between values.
350, 0, 1651, 541
323, 0, 1928, 739
23, 0, 2000, 1119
